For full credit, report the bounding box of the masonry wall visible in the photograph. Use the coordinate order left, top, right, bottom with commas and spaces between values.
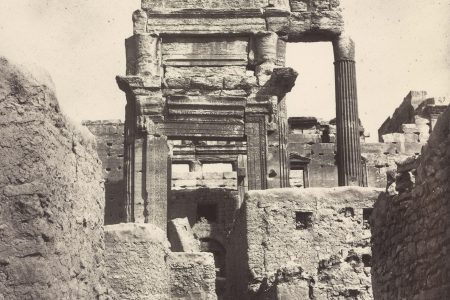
288, 139, 422, 189
83, 120, 125, 225
0, 58, 109, 299
227, 187, 382, 300
371, 106, 450, 300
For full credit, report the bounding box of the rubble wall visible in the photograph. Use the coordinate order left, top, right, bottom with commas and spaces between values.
0, 58, 109, 299
371, 105, 450, 300
83, 120, 125, 225
104, 223, 171, 300
227, 187, 382, 300
169, 252, 217, 300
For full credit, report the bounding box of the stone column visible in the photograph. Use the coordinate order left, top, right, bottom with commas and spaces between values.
118, 31, 169, 230
333, 35, 363, 186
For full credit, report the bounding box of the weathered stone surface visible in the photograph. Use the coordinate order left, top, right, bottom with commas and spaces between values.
83, 120, 125, 225
168, 217, 201, 252
372, 105, 450, 300
227, 187, 382, 300
169, 252, 217, 300
0, 57, 109, 299
378, 91, 449, 143
104, 223, 171, 300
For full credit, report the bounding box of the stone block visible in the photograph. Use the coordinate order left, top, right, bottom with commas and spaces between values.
104, 223, 170, 300
404, 132, 419, 143
223, 171, 238, 179
382, 133, 405, 144
401, 123, 418, 134
169, 252, 217, 300
168, 217, 201, 252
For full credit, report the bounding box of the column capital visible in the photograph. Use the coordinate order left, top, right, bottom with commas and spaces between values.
333, 35, 355, 61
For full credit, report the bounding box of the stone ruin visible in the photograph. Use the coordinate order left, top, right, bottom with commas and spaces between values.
1, 0, 450, 300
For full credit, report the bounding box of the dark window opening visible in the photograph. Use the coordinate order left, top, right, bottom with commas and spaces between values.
362, 254, 372, 267
341, 207, 354, 217
296, 211, 313, 229
197, 203, 218, 223
363, 208, 373, 229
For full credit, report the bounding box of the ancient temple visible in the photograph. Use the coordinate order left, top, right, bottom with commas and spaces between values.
2, 1, 450, 300
116, 0, 364, 231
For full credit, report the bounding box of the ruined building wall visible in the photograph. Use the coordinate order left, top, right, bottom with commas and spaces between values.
227, 187, 382, 300
287, 118, 423, 189
104, 223, 217, 300
83, 120, 125, 225
0, 58, 109, 299
371, 105, 450, 300
378, 90, 449, 143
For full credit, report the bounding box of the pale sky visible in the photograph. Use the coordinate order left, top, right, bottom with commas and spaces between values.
0, 0, 449, 141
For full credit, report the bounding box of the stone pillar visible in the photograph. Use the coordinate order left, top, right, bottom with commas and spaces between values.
122, 107, 171, 230
246, 115, 268, 190
143, 134, 171, 231
333, 35, 363, 186
118, 31, 169, 230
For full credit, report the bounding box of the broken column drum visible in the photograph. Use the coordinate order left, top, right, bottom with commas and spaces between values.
117, 1, 364, 227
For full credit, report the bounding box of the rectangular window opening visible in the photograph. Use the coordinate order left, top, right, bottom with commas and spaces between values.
295, 211, 313, 229
363, 208, 373, 229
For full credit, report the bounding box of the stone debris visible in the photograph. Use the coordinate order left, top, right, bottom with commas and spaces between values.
168, 217, 201, 252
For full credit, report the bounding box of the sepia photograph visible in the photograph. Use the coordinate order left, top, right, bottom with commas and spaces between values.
0, 0, 449, 299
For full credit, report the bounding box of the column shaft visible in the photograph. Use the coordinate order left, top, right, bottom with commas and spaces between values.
334, 59, 363, 186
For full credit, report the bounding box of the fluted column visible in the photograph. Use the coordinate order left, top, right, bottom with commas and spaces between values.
333, 35, 363, 186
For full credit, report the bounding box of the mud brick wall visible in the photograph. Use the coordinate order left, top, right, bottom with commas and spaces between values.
0, 58, 109, 299
169, 252, 217, 300
371, 105, 450, 300
227, 187, 382, 300
104, 223, 171, 300
83, 120, 125, 225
